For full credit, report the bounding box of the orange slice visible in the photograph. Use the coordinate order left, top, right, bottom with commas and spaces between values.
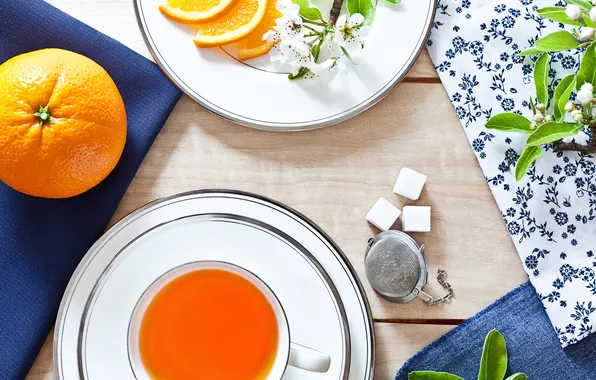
193, 0, 267, 47
159, 0, 236, 23
237, 0, 281, 60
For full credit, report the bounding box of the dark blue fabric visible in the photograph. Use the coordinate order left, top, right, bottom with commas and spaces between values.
0, 1, 181, 378
396, 281, 596, 380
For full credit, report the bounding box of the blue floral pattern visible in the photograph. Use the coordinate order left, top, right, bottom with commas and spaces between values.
428, 0, 596, 347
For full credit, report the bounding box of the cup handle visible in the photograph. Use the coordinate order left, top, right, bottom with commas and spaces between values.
288, 342, 331, 373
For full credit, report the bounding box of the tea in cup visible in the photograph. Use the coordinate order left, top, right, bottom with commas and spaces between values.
128, 261, 331, 379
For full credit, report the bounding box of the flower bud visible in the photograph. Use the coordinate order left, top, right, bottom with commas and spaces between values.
581, 82, 594, 93
530, 123, 537, 130
565, 102, 575, 112
566, 4, 582, 20
591, 6, 596, 22
536, 103, 545, 111
534, 112, 545, 123
545, 114, 554, 122
581, 27, 596, 39
577, 88, 593, 106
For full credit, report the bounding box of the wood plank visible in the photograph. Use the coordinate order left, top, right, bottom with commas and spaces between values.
374, 323, 453, 380
28, 324, 453, 379
110, 83, 527, 320
49, 0, 438, 79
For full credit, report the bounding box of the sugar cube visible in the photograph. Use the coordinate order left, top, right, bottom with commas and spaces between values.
402, 206, 431, 232
366, 198, 402, 231
393, 167, 427, 201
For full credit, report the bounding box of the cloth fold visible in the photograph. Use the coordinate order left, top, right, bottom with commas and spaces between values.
0, 1, 181, 378
395, 281, 596, 380
427, 0, 596, 346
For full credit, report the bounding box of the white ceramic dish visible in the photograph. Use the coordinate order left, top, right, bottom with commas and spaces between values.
133, 0, 436, 130
54, 190, 375, 380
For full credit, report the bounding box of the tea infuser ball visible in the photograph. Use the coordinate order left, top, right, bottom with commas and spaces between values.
364, 231, 453, 305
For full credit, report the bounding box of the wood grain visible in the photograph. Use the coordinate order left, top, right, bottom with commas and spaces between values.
27, 324, 453, 380
109, 83, 527, 320
22, 1, 524, 379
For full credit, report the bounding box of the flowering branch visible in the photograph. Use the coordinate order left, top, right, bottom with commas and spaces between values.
264, 0, 369, 83
484, 1, 596, 180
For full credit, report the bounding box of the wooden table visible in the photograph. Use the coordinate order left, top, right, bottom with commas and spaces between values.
26, 1, 529, 378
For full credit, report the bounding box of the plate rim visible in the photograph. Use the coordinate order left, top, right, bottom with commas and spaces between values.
54, 189, 376, 380
132, 0, 438, 131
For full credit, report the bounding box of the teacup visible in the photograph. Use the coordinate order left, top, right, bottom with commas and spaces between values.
128, 261, 331, 379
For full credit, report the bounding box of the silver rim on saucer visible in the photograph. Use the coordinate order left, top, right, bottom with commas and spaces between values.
132, 1, 437, 131
54, 190, 375, 380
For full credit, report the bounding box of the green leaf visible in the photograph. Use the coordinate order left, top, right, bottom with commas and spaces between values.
576, 41, 596, 90
519, 47, 544, 56
530, 96, 537, 115
409, 372, 464, 380
515, 146, 543, 181
341, 46, 356, 64
554, 74, 576, 121
292, 0, 322, 20
485, 113, 533, 134
583, 14, 596, 27
505, 374, 528, 380
384, 0, 400, 3
565, 0, 592, 11
288, 67, 308, 80
537, 7, 583, 26
534, 53, 550, 106
311, 41, 322, 61
535, 31, 580, 52
478, 329, 508, 380
347, 0, 375, 25
526, 122, 584, 146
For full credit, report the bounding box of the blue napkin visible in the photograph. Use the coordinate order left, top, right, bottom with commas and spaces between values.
395, 281, 596, 380
0, 1, 181, 378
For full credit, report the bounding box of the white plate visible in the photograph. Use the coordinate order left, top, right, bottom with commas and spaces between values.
133, 0, 436, 130
54, 190, 375, 380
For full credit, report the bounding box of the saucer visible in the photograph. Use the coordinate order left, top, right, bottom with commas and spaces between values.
54, 190, 375, 380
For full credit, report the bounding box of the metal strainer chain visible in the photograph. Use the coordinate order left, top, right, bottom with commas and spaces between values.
423, 269, 454, 305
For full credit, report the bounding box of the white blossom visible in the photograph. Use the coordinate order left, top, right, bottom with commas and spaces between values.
270, 37, 312, 66
566, 4, 582, 20
276, 0, 300, 17
263, 30, 280, 43
536, 103, 545, 111
302, 58, 340, 84
581, 27, 596, 39
593, 0, 596, 6
333, 13, 369, 55
545, 114, 554, 122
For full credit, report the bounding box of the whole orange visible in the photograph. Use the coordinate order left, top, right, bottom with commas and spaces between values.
0, 48, 127, 198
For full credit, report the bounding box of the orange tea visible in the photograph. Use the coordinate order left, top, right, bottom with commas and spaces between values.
139, 268, 279, 379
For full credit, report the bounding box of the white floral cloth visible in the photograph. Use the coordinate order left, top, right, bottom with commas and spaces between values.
427, 0, 596, 347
